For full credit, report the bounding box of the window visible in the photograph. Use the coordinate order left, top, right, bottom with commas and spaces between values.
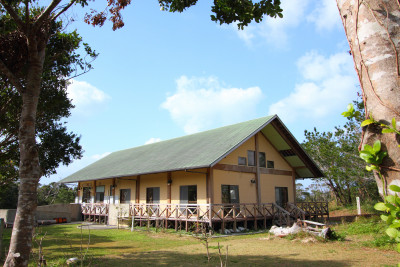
146, 187, 160, 204
238, 156, 247, 165
259, 152, 266, 167
95, 186, 105, 203
120, 189, 131, 204
221, 185, 240, 204
82, 187, 91, 203
180, 185, 197, 204
247, 150, 255, 166
275, 187, 288, 207
267, 160, 275, 169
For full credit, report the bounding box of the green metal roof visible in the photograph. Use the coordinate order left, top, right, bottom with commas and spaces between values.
60, 115, 323, 183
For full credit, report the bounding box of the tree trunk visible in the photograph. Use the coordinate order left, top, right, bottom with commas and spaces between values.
4, 37, 45, 267
337, 0, 400, 196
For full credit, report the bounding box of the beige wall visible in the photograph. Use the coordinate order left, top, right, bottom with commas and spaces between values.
212, 169, 256, 204
138, 169, 207, 204
260, 174, 294, 203
213, 132, 294, 204
116, 177, 137, 204
219, 137, 255, 165
139, 173, 167, 204
170, 170, 207, 204
219, 133, 292, 171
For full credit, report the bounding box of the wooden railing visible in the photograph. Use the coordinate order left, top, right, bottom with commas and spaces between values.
129, 203, 276, 221
79, 202, 329, 228
272, 203, 291, 226
81, 203, 109, 216
296, 202, 329, 218
129, 203, 278, 231
286, 203, 306, 220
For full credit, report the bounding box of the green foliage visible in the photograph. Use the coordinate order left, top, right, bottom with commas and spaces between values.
0, 11, 98, 183
360, 140, 387, 171
37, 182, 76, 206
328, 230, 346, 241
0, 181, 18, 208
303, 100, 378, 206
342, 102, 400, 255
159, 0, 283, 30
296, 182, 331, 203
158, 0, 283, 30
341, 103, 361, 119
373, 185, 400, 252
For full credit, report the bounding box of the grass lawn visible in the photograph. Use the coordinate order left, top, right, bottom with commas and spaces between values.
1, 217, 399, 267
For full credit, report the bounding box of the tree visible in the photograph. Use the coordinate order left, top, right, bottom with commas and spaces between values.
303, 100, 379, 206
0, 1, 283, 265
336, 1, 400, 197
37, 183, 76, 206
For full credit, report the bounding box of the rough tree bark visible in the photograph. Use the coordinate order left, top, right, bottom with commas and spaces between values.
337, 0, 400, 196
3, 29, 48, 266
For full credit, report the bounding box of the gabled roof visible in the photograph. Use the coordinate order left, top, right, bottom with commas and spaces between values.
60, 115, 323, 183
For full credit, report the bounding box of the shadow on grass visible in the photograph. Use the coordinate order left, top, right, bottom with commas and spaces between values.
94, 250, 352, 267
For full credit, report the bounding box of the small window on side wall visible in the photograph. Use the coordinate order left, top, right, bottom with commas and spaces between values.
247, 150, 255, 166
238, 156, 247, 165
259, 152, 266, 167
267, 160, 274, 169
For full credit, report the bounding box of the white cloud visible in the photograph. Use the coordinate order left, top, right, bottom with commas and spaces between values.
67, 79, 110, 115
269, 51, 358, 123
162, 76, 263, 134
145, 138, 162, 145
307, 0, 342, 32
234, 0, 310, 47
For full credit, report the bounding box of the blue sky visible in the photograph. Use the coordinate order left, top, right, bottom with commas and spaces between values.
46, 0, 359, 184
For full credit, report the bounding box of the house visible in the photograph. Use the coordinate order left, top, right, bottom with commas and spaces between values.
60, 115, 326, 231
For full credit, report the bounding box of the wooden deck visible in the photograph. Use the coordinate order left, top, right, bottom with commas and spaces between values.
80, 202, 328, 231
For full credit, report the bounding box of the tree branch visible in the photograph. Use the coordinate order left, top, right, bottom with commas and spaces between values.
33, 0, 62, 30
0, 59, 24, 94
0, 0, 25, 31
52, 0, 77, 21
381, 165, 400, 172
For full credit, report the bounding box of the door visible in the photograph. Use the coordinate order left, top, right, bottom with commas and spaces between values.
275, 187, 288, 208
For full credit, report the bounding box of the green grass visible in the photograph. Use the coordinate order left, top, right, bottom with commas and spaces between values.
329, 200, 379, 214
332, 216, 397, 251
1, 218, 398, 266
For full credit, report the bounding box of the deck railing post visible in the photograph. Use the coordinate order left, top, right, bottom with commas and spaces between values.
233, 205, 237, 232
253, 205, 258, 230
221, 206, 225, 233
209, 204, 212, 228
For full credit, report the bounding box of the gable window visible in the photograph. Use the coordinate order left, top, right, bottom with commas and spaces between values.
221, 185, 239, 204
259, 152, 266, 167
95, 186, 105, 203
146, 187, 160, 204
267, 160, 275, 169
120, 189, 131, 204
247, 150, 256, 166
238, 156, 247, 165
82, 187, 91, 203
180, 185, 197, 204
